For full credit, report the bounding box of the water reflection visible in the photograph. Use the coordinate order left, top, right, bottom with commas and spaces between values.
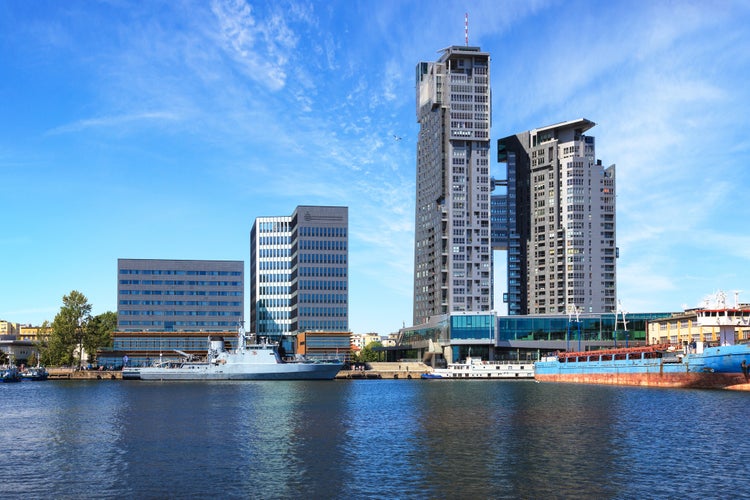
2, 380, 750, 498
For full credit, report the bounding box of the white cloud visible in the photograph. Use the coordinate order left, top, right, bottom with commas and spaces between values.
210, 0, 305, 91
46, 111, 181, 135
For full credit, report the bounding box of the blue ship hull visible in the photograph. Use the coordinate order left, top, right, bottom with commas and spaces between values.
535, 344, 750, 389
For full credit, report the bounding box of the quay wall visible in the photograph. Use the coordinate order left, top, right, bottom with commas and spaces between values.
48, 363, 435, 381
48, 368, 122, 380
337, 362, 431, 379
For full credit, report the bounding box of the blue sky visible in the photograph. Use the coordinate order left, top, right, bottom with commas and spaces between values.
2, 0, 750, 334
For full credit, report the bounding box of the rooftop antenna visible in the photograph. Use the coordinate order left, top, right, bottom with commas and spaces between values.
465, 12, 469, 46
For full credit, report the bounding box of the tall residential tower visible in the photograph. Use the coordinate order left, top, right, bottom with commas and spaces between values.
497, 119, 617, 315
414, 46, 492, 325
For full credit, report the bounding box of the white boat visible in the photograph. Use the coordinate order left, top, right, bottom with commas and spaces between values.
123, 327, 343, 381
422, 356, 534, 379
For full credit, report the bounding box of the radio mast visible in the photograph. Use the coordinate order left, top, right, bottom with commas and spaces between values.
465, 12, 469, 46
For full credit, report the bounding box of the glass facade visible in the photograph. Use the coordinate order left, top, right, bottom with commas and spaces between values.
497, 313, 671, 342
400, 317, 450, 345
450, 314, 494, 341
394, 312, 674, 364
250, 216, 293, 336
251, 206, 349, 337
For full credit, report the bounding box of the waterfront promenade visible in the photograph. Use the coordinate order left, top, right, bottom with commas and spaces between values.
47, 367, 122, 380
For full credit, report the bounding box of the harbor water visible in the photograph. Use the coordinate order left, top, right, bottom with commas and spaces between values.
1, 379, 749, 499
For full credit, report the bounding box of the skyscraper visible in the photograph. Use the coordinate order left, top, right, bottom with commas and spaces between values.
250, 205, 348, 336
497, 119, 617, 315
414, 46, 492, 326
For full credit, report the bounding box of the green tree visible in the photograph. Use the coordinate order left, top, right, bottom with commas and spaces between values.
84, 311, 117, 365
357, 341, 383, 362
49, 290, 92, 367
35, 321, 52, 365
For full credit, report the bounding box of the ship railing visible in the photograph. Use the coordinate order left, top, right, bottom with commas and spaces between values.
478, 359, 534, 365
557, 344, 672, 360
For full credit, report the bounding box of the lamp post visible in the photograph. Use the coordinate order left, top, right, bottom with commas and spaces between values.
577, 310, 582, 352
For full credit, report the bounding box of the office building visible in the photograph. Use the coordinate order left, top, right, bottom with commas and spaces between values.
250, 206, 348, 337
497, 119, 617, 315
116, 258, 244, 331
414, 45, 492, 326
97, 259, 244, 367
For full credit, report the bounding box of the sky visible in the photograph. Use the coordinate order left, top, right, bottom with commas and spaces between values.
2, 0, 750, 335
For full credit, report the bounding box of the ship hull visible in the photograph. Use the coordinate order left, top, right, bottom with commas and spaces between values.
131, 362, 342, 381
535, 344, 750, 389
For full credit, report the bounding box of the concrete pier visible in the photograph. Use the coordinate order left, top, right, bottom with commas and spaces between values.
47, 368, 122, 380
337, 362, 431, 380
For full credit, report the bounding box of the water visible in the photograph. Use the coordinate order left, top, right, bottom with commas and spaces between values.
1, 380, 749, 499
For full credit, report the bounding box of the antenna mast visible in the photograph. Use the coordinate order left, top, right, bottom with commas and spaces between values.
465, 12, 469, 46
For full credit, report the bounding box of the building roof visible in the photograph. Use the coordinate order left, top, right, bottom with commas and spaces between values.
532, 118, 595, 135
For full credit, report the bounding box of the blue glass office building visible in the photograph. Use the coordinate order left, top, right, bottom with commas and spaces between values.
396, 311, 672, 365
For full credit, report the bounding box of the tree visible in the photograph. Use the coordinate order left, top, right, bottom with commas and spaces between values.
357, 341, 383, 362
49, 290, 92, 367
84, 311, 117, 365
36, 321, 52, 365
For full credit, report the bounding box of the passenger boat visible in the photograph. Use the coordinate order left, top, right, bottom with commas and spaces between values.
421, 355, 534, 379
1, 365, 21, 383
123, 327, 343, 381
20, 366, 49, 381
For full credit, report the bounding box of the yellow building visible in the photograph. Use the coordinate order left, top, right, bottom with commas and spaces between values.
0, 320, 20, 337
18, 325, 49, 342
647, 308, 750, 346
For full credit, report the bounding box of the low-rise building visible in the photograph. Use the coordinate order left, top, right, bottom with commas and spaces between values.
296, 330, 351, 362
0, 337, 37, 365
18, 325, 48, 342
0, 320, 19, 337
647, 302, 750, 346
392, 311, 673, 366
